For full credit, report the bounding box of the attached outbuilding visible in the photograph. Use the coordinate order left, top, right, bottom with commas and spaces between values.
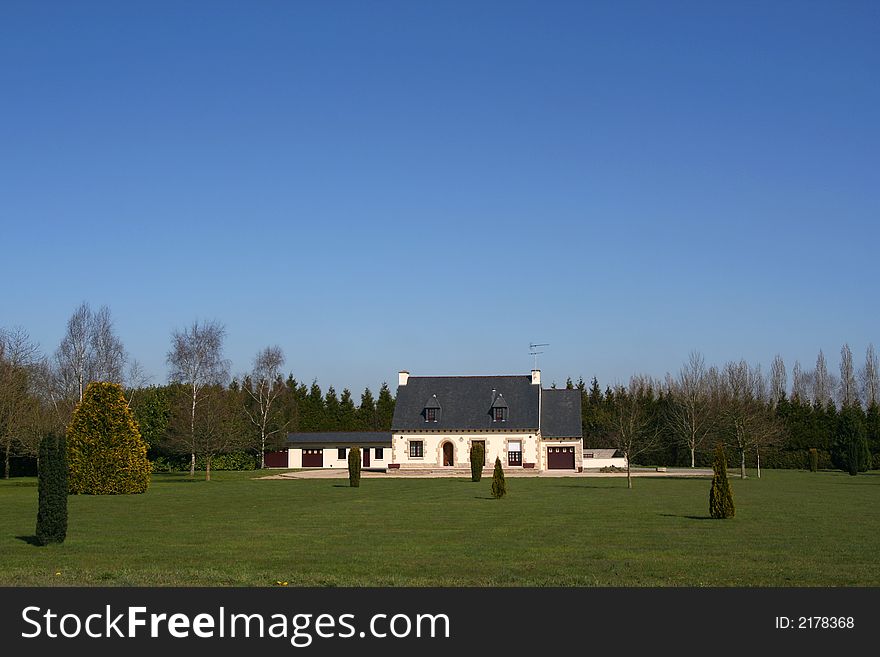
286, 432, 392, 469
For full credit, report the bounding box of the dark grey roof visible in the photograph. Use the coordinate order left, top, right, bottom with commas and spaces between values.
392, 375, 540, 431
540, 389, 583, 438
491, 393, 509, 409
287, 432, 391, 445
424, 395, 442, 409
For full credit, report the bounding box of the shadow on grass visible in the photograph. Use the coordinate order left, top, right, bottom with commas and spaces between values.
15, 535, 43, 546
657, 513, 714, 521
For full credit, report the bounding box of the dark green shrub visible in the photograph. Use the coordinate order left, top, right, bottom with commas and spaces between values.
832, 407, 870, 475
809, 448, 818, 472
36, 433, 68, 545
470, 442, 485, 482
709, 443, 735, 519
348, 447, 361, 487
491, 456, 506, 499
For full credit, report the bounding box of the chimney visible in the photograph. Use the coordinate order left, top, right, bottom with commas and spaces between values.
531, 369, 541, 385
398, 371, 410, 386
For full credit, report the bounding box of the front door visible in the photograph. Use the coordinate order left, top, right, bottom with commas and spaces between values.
443, 442, 454, 466
363, 448, 370, 467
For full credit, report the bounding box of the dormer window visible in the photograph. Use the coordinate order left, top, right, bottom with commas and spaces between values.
491, 392, 508, 422
424, 395, 441, 423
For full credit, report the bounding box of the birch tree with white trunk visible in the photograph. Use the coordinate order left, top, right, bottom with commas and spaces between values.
243, 345, 289, 468
167, 320, 229, 477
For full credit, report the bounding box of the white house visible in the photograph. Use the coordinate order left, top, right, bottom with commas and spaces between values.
286, 369, 590, 472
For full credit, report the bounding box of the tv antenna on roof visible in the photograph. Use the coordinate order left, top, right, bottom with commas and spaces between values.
529, 342, 549, 370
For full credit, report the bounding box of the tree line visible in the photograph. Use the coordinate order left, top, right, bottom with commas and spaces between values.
573, 349, 879, 480
2, 303, 878, 477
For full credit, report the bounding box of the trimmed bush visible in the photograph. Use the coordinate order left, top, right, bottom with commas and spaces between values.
809, 448, 818, 472
709, 443, 735, 519
470, 442, 485, 482
348, 447, 361, 487
150, 451, 258, 473
491, 456, 506, 499
35, 433, 68, 545
67, 382, 151, 495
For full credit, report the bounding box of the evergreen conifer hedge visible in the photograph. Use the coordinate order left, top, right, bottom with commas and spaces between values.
470, 442, 485, 482
491, 456, 506, 499
709, 443, 735, 519
348, 447, 361, 487
67, 382, 151, 494
36, 433, 68, 545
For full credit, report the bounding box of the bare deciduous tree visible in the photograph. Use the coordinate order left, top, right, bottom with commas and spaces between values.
769, 354, 787, 407
860, 344, 879, 409
666, 352, 714, 468
812, 350, 834, 408
167, 320, 229, 476
55, 302, 127, 403
0, 327, 42, 478
838, 343, 858, 408
791, 360, 811, 403
608, 376, 661, 489
719, 360, 785, 478
242, 346, 289, 468
55, 302, 93, 402
90, 305, 126, 384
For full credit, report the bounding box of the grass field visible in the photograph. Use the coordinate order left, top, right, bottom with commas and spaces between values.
1, 469, 878, 586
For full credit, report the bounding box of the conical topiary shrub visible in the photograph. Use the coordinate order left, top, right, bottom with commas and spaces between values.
36, 433, 68, 545
709, 443, 735, 519
67, 382, 151, 495
470, 442, 485, 482
348, 447, 361, 487
491, 456, 506, 499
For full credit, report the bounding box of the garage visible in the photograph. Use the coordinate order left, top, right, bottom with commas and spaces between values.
263, 450, 288, 468
547, 445, 575, 470
302, 448, 323, 467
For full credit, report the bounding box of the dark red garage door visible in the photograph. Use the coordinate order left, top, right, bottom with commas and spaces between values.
264, 450, 288, 468
547, 446, 575, 470
302, 448, 323, 467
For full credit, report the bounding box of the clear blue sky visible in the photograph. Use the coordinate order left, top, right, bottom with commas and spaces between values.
1, 0, 877, 395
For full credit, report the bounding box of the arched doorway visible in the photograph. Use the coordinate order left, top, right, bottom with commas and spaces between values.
442, 441, 454, 466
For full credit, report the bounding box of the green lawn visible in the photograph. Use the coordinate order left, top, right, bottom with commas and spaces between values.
1, 469, 878, 586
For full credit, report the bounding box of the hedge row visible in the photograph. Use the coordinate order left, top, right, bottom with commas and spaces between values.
150, 451, 259, 473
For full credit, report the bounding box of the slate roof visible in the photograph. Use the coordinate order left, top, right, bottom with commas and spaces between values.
287, 431, 392, 445
539, 389, 583, 438
393, 375, 546, 432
